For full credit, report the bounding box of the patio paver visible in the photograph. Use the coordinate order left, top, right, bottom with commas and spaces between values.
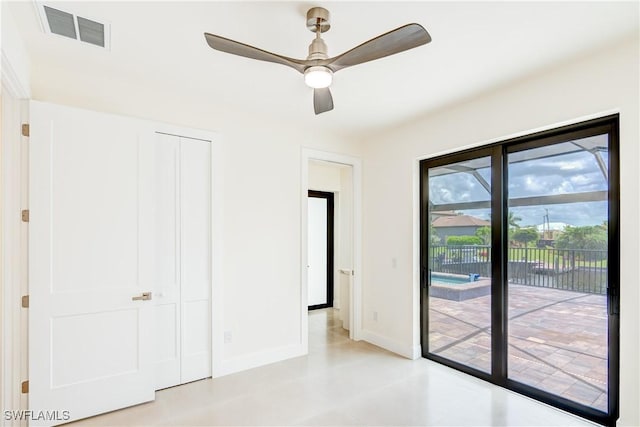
428, 284, 608, 412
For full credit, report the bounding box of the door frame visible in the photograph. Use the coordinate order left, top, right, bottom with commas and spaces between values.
301, 149, 362, 349
307, 190, 335, 310
1, 62, 30, 425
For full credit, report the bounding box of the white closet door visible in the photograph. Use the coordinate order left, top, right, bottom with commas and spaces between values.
180, 138, 212, 383
151, 134, 182, 390
308, 197, 328, 306
151, 134, 212, 387
29, 102, 155, 425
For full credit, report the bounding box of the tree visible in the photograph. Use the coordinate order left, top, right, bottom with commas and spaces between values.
475, 226, 491, 245
508, 211, 522, 229
512, 227, 539, 248
556, 225, 607, 261
430, 223, 441, 245
556, 226, 607, 251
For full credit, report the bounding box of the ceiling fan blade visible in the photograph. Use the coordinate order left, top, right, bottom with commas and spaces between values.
327, 23, 431, 72
204, 33, 307, 73
313, 88, 334, 115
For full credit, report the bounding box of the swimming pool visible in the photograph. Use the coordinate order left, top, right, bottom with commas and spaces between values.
429, 273, 491, 301
431, 273, 474, 286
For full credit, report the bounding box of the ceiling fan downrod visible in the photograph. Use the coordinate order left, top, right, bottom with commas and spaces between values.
306, 7, 330, 61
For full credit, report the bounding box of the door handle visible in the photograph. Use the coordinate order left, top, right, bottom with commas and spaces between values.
132, 292, 152, 301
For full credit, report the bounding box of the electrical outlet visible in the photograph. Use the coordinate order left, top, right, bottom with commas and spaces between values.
392, 258, 397, 268
224, 330, 232, 344
373, 311, 378, 321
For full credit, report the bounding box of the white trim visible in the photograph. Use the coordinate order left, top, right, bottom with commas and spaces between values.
1, 85, 28, 426
210, 138, 224, 378
217, 344, 305, 377
301, 149, 363, 345
412, 158, 422, 358
1, 51, 29, 99
360, 329, 418, 360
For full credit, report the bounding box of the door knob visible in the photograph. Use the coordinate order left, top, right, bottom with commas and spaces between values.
132, 292, 152, 301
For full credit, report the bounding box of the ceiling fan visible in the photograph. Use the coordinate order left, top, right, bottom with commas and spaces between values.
204, 7, 432, 115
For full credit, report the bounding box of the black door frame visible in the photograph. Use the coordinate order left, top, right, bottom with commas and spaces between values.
420, 115, 620, 426
308, 190, 335, 310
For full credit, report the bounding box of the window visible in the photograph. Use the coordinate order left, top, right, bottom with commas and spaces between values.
420, 115, 619, 426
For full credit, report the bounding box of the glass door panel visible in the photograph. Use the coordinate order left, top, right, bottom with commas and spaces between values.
427, 156, 492, 373
507, 135, 610, 412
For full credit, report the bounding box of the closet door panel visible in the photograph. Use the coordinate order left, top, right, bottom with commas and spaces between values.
151, 133, 182, 389
180, 138, 212, 382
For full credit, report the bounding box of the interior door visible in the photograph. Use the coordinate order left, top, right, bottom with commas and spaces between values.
179, 137, 212, 383
151, 133, 212, 387
308, 190, 334, 310
151, 134, 181, 390
29, 102, 155, 425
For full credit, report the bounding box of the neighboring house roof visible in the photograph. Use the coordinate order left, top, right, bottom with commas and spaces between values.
432, 215, 490, 228
431, 210, 458, 217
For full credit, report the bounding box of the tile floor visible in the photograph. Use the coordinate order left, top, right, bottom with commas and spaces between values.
70, 308, 596, 426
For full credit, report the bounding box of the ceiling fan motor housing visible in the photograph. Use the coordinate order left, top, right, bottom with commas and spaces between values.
306, 7, 330, 33
308, 37, 328, 60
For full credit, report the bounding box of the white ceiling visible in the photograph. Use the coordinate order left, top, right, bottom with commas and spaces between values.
6, 1, 639, 138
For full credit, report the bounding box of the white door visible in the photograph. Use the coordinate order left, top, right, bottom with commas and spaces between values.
179, 138, 212, 383
152, 134, 211, 388
308, 197, 328, 307
151, 134, 182, 390
29, 102, 155, 424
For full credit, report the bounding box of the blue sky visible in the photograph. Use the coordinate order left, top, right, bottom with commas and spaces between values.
429, 145, 609, 227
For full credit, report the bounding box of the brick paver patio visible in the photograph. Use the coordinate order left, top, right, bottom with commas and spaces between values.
428, 284, 608, 412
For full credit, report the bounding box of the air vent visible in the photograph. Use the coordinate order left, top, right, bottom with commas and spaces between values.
36, 2, 110, 49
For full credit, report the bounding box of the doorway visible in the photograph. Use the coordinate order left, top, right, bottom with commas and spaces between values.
301, 150, 362, 348
308, 190, 334, 310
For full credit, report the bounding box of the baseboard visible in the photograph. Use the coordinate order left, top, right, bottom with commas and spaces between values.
360, 329, 419, 360
217, 343, 306, 377
411, 343, 422, 360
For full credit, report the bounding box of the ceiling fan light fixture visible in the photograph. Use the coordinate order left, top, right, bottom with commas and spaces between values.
304, 66, 333, 89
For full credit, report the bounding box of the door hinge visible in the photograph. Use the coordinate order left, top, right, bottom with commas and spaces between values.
21, 124, 30, 137
21, 209, 29, 222
21, 380, 29, 394
21, 295, 29, 308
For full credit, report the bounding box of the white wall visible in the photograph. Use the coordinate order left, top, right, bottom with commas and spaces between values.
309, 161, 342, 192
1, 4, 31, 97
360, 34, 639, 426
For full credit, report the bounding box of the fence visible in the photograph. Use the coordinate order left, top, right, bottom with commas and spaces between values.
430, 245, 608, 294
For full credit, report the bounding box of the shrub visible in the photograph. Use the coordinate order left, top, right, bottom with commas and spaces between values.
446, 235, 483, 246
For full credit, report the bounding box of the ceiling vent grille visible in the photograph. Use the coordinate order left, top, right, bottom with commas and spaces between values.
36, 3, 110, 49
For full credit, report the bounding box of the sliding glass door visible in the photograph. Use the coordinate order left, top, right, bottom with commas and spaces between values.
420, 116, 619, 426
424, 154, 493, 374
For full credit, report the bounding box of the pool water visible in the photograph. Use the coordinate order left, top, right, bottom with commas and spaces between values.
431, 274, 473, 286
